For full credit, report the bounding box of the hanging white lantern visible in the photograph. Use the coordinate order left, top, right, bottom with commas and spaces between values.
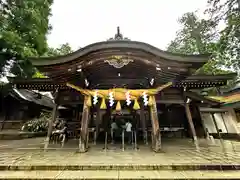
93, 91, 98, 105
109, 92, 114, 107
125, 91, 131, 106
142, 91, 148, 106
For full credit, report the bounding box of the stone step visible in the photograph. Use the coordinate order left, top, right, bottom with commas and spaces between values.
0, 170, 240, 179
1, 164, 239, 171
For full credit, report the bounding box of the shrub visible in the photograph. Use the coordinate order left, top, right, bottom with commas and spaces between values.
21, 112, 51, 132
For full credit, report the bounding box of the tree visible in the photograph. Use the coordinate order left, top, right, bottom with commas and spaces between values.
167, 12, 231, 75
168, 12, 219, 54
206, 0, 240, 73
0, 0, 53, 78
44, 43, 73, 57
32, 43, 73, 78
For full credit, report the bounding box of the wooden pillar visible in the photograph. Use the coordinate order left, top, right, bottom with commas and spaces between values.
227, 108, 240, 138
197, 106, 210, 139
0, 112, 6, 131
211, 113, 225, 149
120, 130, 124, 151
0, 95, 7, 131
211, 113, 222, 139
220, 113, 229, 133
149, 96, 161, 152
184, 101, 200, 151
79, 96, 90, 153
44, 88, 59, 151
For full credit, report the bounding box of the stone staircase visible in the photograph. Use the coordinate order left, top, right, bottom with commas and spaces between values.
0, 164, 240, 179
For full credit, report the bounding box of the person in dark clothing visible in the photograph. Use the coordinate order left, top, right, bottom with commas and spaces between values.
50, 119, 61, 142
102, 110, 111, 149
59, 121, 68, 143
102, 111, 111, 132
51, 120, 68, 143
131, 110, 139, 131
53, 119, 61, 130
111, 118, 118, 143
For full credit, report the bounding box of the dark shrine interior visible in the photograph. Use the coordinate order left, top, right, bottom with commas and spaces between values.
58, 99, 205, 143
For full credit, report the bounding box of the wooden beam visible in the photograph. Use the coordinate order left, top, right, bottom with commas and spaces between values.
79, 96, 90, 152
185, 102, 200, 151
0, 103, 6, 131
149, 96, 161, 152
44, 88, 59, 151
156, 100, 185, 104
197, 107, 210, 140
211, 113, 224, 142
226, 108, 240, 139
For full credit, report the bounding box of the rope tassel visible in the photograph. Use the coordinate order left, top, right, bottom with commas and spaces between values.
100, 98, 107, 109
86, 96, 92, 107
148, 96, 153, 106
116, 101, 122, 111
133, 99, 140, 110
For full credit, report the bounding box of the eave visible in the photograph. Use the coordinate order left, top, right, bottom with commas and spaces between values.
8, 73, 235, 91
30, 41, 211, 67
209, 93, 240, 104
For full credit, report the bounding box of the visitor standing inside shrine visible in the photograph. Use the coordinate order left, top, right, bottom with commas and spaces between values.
125, 120, 132, 144
111, 119, 118, 144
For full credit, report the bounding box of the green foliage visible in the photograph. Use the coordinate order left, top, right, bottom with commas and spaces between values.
0, 0, 53, 77
34, 43, 73, 77
0, 0, 73, 79
168, 12, 219, 55
43, 43, 73, 57
32, 71, 47, 78
21, 112, 52, 132
167, 3, 240, 94
167, 12, 229, 75
168, 1, 240, 75
206, 0, 240, 72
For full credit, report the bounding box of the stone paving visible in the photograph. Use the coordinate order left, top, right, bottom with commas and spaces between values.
1, 148, 239, 167
0, 137, 44, 148
0, 170, 240, 179
0, 138, 240, 179
0, 138, 239, 166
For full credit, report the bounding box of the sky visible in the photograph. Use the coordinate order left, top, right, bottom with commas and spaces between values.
47, 0, 208, 51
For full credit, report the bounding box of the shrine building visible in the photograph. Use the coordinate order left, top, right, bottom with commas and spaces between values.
10, 27, 240, 152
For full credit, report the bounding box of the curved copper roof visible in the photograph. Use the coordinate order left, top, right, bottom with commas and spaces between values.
31, 40, 211, 67
28, 28, 213, 89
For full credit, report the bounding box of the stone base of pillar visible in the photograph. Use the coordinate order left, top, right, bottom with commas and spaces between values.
152, 145, 161, 152
79, 147, 87, 153
209, 135, 215, 145
152, 131, 161, 152
193, 135, 200, 151
44, 137, 50, 152
79, 141, 88, 153
78, 136, 87, 153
